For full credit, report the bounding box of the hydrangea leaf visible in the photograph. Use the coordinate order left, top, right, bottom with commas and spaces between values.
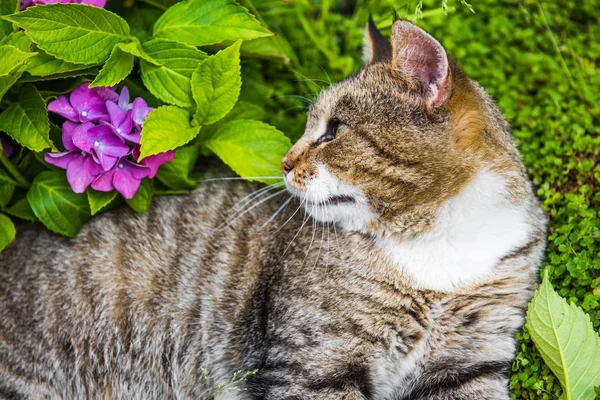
89, 43, 135, 88
0, 31, 32, 51
0, 0, 18, 41
27, 170, 91, 237
3, 4, 130, 64
26, 50, 96, 77
196, 100, 267, 145
87, 189, 117, 216
5, 198, 37, 222
0, 45, 35, 75
0, 84, 52, 152
152, 0, 272, 46
526, 270, 600, 400
0, 213, 16, 252
139, 106, 200, 160
140, 39, 206, 107
125, 178, 153, 213
0, 182, 14, 207
191, 40, 241, 126
205, 120, 290, 184
155, 145, 200, 190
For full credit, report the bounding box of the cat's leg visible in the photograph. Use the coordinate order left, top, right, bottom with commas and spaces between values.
407, 370, 511, 400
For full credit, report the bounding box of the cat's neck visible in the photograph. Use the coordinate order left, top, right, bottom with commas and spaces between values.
375, 169, 537, 292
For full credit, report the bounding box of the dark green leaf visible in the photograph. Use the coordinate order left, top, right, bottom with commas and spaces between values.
6, 197, 38, 222
0, 213, 15, 252
156, 145, 200, 189
125, 178, 153, 213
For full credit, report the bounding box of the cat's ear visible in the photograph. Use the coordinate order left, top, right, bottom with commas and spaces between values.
363, 16, 392, 64
390, 20, 450, 107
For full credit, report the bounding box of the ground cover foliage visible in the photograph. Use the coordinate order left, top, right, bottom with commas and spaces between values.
0, 0, 599, 398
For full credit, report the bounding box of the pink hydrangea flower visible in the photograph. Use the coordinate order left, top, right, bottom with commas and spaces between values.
45, 83, 169, 199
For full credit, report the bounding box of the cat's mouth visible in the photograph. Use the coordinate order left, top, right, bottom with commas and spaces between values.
306, 194, 356, 206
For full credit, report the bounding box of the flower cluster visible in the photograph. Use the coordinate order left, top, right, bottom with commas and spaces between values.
20, 0, 105, 10
45, 83, 173, 199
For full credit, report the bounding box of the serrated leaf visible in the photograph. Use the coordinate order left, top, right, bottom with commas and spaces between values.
0, 44, 36, 75
0, 213, 15, 252
0, 181, 15, 207
205, 119, 290, 184
197, 100, 266, 145
87, 189, 117, 216
0, 31, 32, 51
89, 43, 134, 88
26, 170, 90, 237
152, 0, 272, 46
139, 105, 200, 159
0, 84, 51, 151
26, 49, 95, 77
191, 40, 241, 126
140, 39, 206, 107
125, 178, 153, 213
526, 270, 600, 400
156, 145, 200, 190
4, 4, 130, 64
5, 197, 38, 222
0, 0, 18, 41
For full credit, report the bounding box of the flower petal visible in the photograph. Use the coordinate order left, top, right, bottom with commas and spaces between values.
44, 151, 79, 169
132, 98, 151, 129
91, 170, 116, 192
48, 96, 78, 122
65, 154, 101, 193
113, 161, 149, 199
118, 87, 131, 111
123, 160, 151, 180
71, 122, 97, 153
70, 82, 107, 122
87, 125, 130, 158
78, 0, 106, 6
95, 86, 119, 102
61, 120, 79, 151
1, 136, 15, 158
142, 150, 174, 178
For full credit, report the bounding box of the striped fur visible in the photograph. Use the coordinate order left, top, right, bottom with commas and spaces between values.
0, 21, 546, 399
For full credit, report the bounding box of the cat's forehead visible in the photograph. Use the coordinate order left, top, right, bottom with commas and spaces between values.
309, 63, 418, 122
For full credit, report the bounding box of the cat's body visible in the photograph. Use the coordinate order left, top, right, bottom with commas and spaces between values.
0, 20, 546, 399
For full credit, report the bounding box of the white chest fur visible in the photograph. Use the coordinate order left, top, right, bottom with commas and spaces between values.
376, 170, 534, 292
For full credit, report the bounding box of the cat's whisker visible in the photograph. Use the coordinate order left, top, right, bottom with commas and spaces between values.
271, 198, 305, 236
201, 176, 284, 182
277, 211, 311, 263
231, 183, 284, 214
216, 190, 286, 231
256, 196, 293, 232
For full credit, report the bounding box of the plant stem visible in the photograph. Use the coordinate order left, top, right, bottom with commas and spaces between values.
0, 154, 30, 188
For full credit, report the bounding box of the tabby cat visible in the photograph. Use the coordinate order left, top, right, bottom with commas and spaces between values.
0, 19, 546, 399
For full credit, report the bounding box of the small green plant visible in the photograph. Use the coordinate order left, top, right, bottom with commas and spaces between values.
201, 367, 258, 400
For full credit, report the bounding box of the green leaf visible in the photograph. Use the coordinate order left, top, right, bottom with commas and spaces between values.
156, 145, 200, 190
0, 44, 36, 75
152, 0, 272, 46
526, 269, 600, 400
0, 84, 51, 152
87, 189, 117, 216
0, 213, 15, 252
6, 197, 38, 222
26, 170, 91, 237
0, 0, 18, 41
89, 43, 134, 88
0, 31, 32, 51
125, 179, 153, 213
26, 49, 95, 77
191, 40, 241, 126
4, 4, 130, 64
0, 181, 15, 207
205, 120, 290, 184
196, 100, 266, 145
140, 39, 207, 107
139, 105, 200, 159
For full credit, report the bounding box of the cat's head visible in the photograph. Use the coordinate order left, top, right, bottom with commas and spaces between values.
283, 19, 529, 240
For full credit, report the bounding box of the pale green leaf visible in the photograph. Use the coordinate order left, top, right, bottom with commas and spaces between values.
125, 179, 153, 213
0, 181, 14, 207
26, 170, 91, 237
89, 43, 135, 88
26, 49, 95, 77
139, 106, 200, 159
0, 0, 19, 41
152, 0, 272, 46
205, 119, 290, 184
0, 84, 51, 152
87, 189, 117, 216
0, 31, 32, 51
191, 40, 241, 126
526, 270, 600, 400
196, 100, 267, 144
0, 213, 15, 252
0, 44, 36, 75
156, 145, 200, 190
140, 39, 207, 107
4, 4, 130, 64
5, 197, 38, 222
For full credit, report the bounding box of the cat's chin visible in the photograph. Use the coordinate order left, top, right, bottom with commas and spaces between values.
301, 198, 374, 233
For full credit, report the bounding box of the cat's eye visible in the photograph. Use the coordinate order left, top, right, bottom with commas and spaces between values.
312, 121, 348, 148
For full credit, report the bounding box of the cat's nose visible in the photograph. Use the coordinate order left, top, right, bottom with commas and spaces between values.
282, 159, 294, 176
